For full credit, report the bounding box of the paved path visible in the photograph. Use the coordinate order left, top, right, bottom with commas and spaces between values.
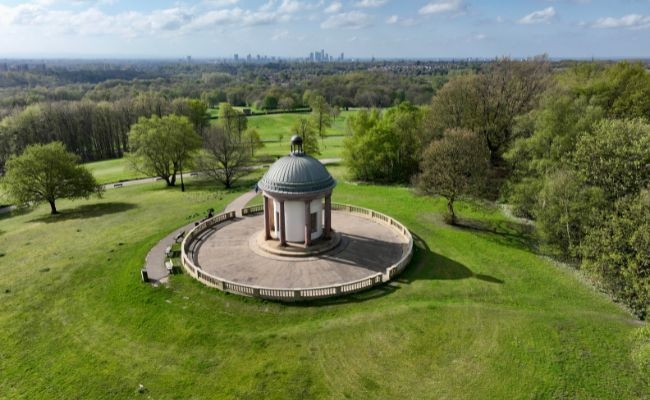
143, 189, 260, 284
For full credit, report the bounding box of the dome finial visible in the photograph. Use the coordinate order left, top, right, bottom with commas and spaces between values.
290, 135, 304, 155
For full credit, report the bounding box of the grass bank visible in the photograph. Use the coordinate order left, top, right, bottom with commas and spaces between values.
0, 168, 647, 399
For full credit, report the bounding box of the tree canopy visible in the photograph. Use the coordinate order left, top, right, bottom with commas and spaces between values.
416, 129, 490, 224
1, 141, 101, 214
127, 114, 201, 187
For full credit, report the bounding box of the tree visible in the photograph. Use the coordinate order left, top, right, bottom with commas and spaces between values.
195, 124, 250, 189
1, 142, 102, 214
574, 118, 650, 201
127, 115, 201, 187
218, 102, 247, 140
416, 129, 490, 225
307, 93, 332, 143
533, 170, 605, 258
244, 128, 264, 158
581, 191, 650, 319
179, 99, 210, 137
290, 118, 320, 155
343, 103, 423, 183
426, 57, 550, 166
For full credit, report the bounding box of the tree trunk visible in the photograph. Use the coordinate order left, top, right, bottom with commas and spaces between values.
48, 199, 59, 215
446, 198, 457, 225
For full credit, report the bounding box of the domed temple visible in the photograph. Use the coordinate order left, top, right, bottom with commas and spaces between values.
178, 136, 415, 301
257, 135, 335, 247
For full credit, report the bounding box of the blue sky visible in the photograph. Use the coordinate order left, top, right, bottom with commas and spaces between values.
0, 0, 648, 59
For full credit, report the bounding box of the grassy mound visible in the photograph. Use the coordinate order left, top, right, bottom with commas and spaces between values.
0, 175, 647, 399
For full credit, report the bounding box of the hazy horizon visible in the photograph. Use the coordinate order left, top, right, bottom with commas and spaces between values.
0, 1, 649, 60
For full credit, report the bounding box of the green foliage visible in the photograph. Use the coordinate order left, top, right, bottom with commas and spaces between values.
427, 57, 551, 165
343, 102, 423, 183
2, 141, 101, 214
534, 170, 605, 258
416, 128, 490, 224
306, 93, 332, 141
574, 119, 650, 201
581, 192, 650, 319
127, 114, 201, 186
218, 102, 247, 139
506, 61, 650, 318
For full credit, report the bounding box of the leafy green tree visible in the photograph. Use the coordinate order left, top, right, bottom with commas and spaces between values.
574, 118, 650, 201
127, 115, 201, 187
290, 118, 320, 156
185, 99, 210, 137
218, 102, 247, 140
416, 129, 490, 225
534, 170, 605, 258
2, 142, 102, 214
343, 103, 423, 183
244, 128, 264, 157
307, 93, 332, 143
581, 191, 650, 319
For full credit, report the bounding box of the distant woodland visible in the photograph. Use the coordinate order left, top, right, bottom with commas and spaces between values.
1, 57, 649, 318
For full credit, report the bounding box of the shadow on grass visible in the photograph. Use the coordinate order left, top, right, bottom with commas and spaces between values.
283, 232, 503, 308
30, 202, 137, 223
397, 233, 504, 285
453, 217, 536, 252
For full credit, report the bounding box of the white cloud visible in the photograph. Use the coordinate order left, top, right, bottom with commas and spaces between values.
354, 0, 387, 8
324, 1, 342, 13
592, 14, 650, 29
321, 11, 371, 29
418, 0, 466, 15
517, 7, 556, 24
203, 0, 240, 7
386, 14, 398, 24
278, 0, 304, 13
474, 33, 486, 40
271, 29, 289, 40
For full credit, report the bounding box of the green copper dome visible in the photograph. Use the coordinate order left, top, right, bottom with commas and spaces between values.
258, 153, 336, 197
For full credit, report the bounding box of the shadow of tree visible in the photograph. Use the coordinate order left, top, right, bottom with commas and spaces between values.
283, 230, 504, 308
453, 217, 536, 252
30, 202, 137, 223
398, 233, 504, 285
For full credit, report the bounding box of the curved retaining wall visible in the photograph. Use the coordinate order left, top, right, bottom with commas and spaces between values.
180, 203, 414, 302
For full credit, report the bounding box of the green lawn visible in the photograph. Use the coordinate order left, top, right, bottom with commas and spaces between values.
0, 165, 647, 399
84, 158, 147, 185
246, 110, 352, 160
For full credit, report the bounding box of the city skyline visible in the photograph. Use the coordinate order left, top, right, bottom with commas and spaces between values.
0, 1, 649, 59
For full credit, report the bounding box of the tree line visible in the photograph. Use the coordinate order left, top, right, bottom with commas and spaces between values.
343, 58, 650, 319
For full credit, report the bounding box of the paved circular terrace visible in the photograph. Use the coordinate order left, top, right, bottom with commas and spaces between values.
181, 206, 413, 301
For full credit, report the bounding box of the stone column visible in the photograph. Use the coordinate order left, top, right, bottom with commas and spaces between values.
304, 200, 311, 247
279, 200, 287, 246
263, 195, 271, 240
324, 194, 332, 239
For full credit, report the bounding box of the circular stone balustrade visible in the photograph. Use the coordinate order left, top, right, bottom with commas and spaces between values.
180, 203, 413, 302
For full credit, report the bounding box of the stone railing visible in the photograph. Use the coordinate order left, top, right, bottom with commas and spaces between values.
241, 204, 264, 216
180, 203, 413, 302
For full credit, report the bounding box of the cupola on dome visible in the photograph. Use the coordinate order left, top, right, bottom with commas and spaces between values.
257, 137, 336, 197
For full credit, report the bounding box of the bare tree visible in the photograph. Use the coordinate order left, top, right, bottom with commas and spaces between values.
195, 125, 251, 189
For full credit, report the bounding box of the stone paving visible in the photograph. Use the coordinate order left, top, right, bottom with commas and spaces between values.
144, 190, 260, 283
193, 212, 407, 289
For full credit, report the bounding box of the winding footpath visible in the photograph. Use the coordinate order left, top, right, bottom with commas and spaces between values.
143, 190, 259, 284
